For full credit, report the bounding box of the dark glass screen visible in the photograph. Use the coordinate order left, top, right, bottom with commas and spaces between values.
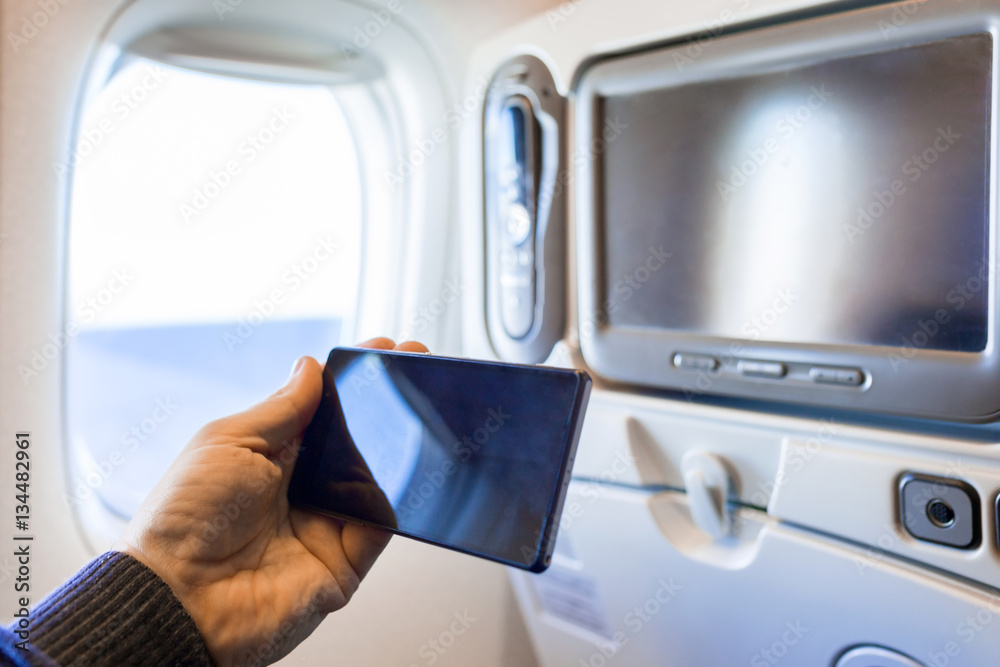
289, 349, 587, 569
601, 34, 992, 352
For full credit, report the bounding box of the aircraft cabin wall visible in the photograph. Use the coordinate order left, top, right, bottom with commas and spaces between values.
0, 0, 559, 665
460, 0, 1000, 665
4, 0, 1000, 665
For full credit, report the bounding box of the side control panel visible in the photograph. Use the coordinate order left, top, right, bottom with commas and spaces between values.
496, 95, 538, 339
484, 56, 566, 363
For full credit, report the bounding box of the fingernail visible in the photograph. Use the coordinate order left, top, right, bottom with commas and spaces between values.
289, 357, 306, 379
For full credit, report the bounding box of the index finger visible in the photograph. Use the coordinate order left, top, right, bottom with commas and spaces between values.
358, 337, 397, 350
394, 341, 429, 353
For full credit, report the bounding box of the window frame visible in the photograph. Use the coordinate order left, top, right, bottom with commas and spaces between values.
61, 2, 455, 550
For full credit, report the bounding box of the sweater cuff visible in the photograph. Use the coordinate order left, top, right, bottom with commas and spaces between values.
29, 551, 214, 667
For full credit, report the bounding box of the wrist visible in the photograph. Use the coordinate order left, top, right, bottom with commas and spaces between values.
31, 552, 214, 666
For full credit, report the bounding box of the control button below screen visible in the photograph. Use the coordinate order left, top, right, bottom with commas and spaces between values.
672, 353, 719, 372
737, 360, 786, 379
809, 366, 864, 386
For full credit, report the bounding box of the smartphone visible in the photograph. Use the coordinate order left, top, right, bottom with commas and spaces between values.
288, 347, 592, 572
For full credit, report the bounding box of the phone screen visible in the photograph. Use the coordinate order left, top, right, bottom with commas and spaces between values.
288, 348, 591, 571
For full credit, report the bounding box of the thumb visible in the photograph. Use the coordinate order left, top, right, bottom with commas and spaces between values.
228, 356, 324, 457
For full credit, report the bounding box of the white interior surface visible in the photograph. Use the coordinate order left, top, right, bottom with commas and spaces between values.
0, 0, 558, 665
6, 0, 1000, 665
511, 485, 1000, 666
459, 0, 1000, 665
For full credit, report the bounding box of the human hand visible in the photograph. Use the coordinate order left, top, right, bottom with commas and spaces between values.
117, 338, 428, 666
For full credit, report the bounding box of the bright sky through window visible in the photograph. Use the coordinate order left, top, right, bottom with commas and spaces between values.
65, 59, 363, 518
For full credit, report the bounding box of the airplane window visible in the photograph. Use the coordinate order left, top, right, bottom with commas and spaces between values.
64, 58, 362, 520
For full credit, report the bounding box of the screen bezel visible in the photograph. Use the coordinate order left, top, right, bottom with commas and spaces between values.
575, 0, 1000, 422
288, 347, 592, 572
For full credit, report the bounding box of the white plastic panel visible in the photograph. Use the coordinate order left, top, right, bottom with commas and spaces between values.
456, 1, 1000, 666
575, 391, 1000, 589
512, 484, 1000, 666
571, 390, 788, 504
769, 433, 1000, 589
